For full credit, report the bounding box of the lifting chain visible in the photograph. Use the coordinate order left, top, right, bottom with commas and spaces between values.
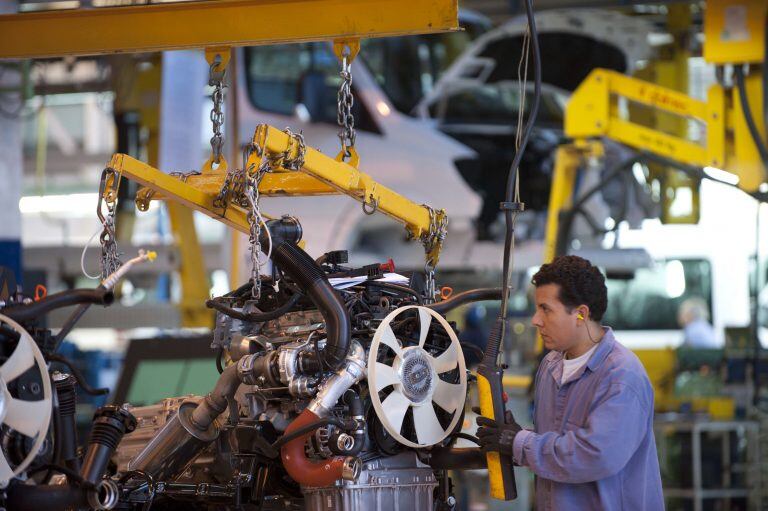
245, 165, 269, 302
419, 205, 448, 303
209, 54, 227, 166
214, 129, 306, 213
97, 167, 123, 280
336, 48, 356, 163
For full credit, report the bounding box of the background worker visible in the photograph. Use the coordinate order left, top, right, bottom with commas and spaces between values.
476, 255, 664, 510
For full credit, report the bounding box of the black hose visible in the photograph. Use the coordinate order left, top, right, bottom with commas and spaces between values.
205, 292, 303, 322
2, 288, 114, 323
271, 240, 351, 371
496, 0, 541, 352
53, 304, 88, 352
26, 464, 93, 488
426, 288, 502, 314
734, 66, 768, 171
47, 353, 109, 396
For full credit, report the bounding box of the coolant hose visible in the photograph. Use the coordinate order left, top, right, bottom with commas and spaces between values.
280, 408, 360, 487
269, 240, 351, 371
2, 287, 114, 322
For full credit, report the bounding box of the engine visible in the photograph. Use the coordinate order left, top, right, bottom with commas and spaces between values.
0, 219, 496, 511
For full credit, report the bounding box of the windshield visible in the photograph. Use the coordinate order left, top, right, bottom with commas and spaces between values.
603, 258, 713, 330
360, 20, 487, 114
428, 83, 567, 126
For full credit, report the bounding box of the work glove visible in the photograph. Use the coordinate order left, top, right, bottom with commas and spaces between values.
472, 406, 522, 456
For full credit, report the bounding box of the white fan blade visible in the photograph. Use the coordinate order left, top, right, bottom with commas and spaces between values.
412, 403, 445, 445
379, 324, 403, 357
381, 389, 411, 433
432, 379, 463, 413
0, 336, 35, 383
5, 396, 49, 438
432, 342, 459, 373
0, 451, 13, 483
417, 308, 433, 348
373, 362, 400, 393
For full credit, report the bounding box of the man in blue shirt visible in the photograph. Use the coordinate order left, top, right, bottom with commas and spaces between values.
477, 255, 664, 510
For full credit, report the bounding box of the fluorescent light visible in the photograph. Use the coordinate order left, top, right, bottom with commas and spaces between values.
19, 193, 99, 214
703, 166, 740, 185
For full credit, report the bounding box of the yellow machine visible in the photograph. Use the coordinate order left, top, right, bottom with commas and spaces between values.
545, 0, 767, 419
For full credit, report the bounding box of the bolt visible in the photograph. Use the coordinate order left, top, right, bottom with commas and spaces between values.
29, 382, 41, 395
447, 496, 456, 506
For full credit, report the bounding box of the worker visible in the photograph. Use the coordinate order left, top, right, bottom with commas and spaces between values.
476, 255, 664, 510
677, 297, 718, 348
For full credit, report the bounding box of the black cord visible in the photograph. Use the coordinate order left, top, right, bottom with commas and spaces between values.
46, 353, 109, 396
499, 0, 541, 326
734, 66, 768, 171
451, 432, 481, 446
205, 292, 302, 322
215, 347, 224, 374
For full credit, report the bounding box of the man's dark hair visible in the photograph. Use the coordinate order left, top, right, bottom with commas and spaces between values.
531, 255, 607, 321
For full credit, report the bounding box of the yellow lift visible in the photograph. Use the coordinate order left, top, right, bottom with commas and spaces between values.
544, 0, 767, 417
0, 0, 457, 326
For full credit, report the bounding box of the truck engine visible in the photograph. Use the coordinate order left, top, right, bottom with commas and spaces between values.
0, 217, 498, 511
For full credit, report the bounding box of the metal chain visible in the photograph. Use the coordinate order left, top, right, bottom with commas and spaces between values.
419, 205, 448, 303
96, 168, 122, 280
282, 128, 306, 171
209, 57, 227, 165
245, 164, 269, 302
336, 54, 356, 160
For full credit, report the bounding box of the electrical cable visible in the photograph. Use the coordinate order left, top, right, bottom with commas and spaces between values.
498, 0, 541, 335
46, 353, 109, 396
80, 225, 102, 280
734, 66, 768, 172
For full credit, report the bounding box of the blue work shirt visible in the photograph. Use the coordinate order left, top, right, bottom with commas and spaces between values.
513, 328, 664, 510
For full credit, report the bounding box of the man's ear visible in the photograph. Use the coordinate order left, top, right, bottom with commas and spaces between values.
576, 306, 590, 321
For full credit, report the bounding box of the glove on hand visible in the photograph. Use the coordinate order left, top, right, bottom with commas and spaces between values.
473, 406, 522, 456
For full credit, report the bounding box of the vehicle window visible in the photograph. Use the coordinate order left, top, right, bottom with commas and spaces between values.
361, 30, 477, 114
602, 258, 713, 330
244, 44, 379, 133
430, 83, 566, 126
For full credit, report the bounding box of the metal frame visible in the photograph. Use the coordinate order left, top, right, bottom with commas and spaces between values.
654, 419, 762, 511
0, 0, 459, 59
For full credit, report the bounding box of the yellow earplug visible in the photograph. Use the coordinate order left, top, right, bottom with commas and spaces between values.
577, 313, 584, 320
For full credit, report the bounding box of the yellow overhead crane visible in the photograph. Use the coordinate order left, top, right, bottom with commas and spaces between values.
0, 0, 457, 325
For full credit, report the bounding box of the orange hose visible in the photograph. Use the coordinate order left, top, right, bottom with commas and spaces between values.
280, 409, 348, 487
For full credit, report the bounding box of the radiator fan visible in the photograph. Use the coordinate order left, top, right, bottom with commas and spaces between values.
0, 314, 52, 487
368, 306, 466, 448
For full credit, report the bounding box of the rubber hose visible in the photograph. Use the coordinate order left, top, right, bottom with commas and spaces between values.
3, 288, 114, 322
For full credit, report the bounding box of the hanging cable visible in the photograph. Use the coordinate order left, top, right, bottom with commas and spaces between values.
734, 66, 768, 171
499, 0, 541, 332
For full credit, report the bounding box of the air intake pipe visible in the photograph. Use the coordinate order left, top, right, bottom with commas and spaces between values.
261, 217, 351, 371
281, 341, 365, 487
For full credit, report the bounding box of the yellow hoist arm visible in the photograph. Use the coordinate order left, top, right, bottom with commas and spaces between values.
107, 124, 447, 266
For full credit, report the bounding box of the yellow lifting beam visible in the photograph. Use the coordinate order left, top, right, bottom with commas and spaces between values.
114, 123, 446, 266
0, 0, 458, 60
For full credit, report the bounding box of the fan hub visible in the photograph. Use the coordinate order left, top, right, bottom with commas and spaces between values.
395, 347, 436, 404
